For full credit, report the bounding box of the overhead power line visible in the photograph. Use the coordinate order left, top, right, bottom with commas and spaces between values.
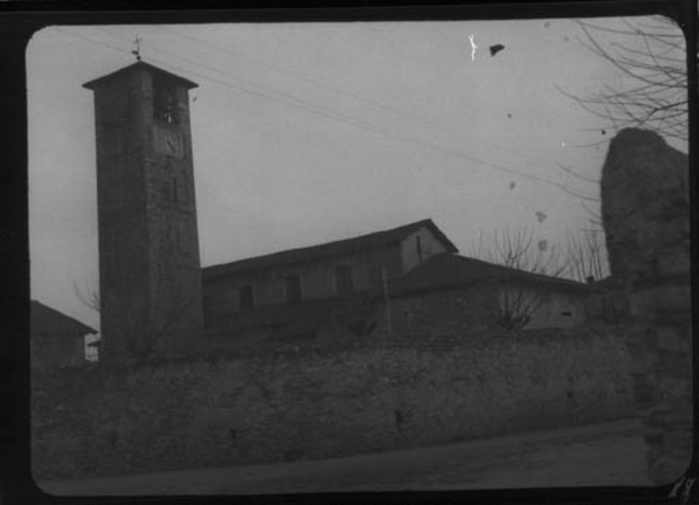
156, 26, 450, 133
57, 27, 594, 201
54, 26, 131, 55
157, 25, 568, 171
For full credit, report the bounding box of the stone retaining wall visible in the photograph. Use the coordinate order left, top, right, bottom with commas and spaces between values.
600, 128, 692, 484
32, 328, 634, 480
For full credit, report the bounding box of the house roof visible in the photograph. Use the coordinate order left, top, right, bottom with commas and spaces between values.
83, 60, 199, 90
586, 275, 622, 291
390, 253, 591, 297
202, 219, 458, 280
31, 300, 98, 337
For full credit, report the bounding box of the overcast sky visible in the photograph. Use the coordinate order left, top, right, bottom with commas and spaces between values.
27, 17, 687, 331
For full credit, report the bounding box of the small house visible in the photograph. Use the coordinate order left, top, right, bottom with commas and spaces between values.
30, 300, 98, 369
383, 253, 592, 336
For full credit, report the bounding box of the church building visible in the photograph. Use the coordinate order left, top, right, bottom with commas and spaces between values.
83, 60, 589, 361
82, 60, 457, 359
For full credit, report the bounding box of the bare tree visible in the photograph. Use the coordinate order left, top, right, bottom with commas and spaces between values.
562, 17, 688, 143
73, 279, 100, 314
73, 277, 198, 359
476, 276, 547, 331
552, 17, 688, 223
123, 281, 199, 358
566, 228, 609, 283
470, 228, 569, 330
472, 227, 569, 276
326, 261, 380, 338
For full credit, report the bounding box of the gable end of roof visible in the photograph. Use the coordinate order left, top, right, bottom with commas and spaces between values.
203, 218, 458, 279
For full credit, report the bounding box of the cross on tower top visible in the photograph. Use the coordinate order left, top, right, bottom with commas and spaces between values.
131, 35, 142, 61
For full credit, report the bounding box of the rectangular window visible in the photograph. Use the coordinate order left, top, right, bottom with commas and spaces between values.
285, 274, 302, 304
153, 76, 179, 125
335, 265, 354, 296
174, 222, 181, 250
181, 179, 188, 205
239, 285, 254, 310
202, 294, 213, 328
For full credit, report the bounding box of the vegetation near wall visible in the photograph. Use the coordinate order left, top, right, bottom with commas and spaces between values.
32, 327, 635, 480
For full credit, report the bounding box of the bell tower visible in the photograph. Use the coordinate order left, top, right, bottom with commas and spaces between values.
83, 61, 204, 360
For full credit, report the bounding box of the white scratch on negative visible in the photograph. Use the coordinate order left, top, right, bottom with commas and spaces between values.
468, 34, 478, 61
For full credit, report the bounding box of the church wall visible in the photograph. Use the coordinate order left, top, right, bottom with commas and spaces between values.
202, 245, 402, 329
399, 225, 450, 273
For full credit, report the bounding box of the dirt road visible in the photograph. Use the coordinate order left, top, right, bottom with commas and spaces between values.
39, 418, 650, 495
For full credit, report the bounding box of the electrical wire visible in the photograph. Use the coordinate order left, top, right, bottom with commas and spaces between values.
157, 25, 572, 171
57, 27, 593, 201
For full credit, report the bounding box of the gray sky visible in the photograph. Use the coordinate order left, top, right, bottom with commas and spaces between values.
27, 18, 687, 331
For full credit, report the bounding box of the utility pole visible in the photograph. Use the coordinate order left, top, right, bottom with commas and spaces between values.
382, 266, 392, 336
131, 34, 142, 61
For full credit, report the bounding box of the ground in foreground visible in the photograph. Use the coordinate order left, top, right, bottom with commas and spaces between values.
39, 418, 650, 495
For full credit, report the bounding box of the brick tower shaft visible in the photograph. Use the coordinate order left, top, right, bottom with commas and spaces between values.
83, 61, 204, 360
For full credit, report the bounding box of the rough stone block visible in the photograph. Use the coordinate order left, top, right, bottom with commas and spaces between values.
633, 381, 656, 408
655, 326, 692, 354
649, 454, 689, 485
629, 285, 691, 320
600, 128, 691, 487
657, 248, 691, 278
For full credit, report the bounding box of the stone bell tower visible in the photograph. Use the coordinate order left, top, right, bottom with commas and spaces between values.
83, 61, 204, 360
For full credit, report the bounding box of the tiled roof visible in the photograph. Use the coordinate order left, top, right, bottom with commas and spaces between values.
390, 253, 591, 297
83, 60, 198, 90
31, 300, 98, 337
202, 219, 458, 279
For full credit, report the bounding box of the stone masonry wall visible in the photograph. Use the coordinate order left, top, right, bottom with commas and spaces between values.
600, 128, 692, 485
90, 66, 204, 362
32, 328, 634, 481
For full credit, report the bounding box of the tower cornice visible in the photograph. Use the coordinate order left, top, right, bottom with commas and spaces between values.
82, 60, 198, 91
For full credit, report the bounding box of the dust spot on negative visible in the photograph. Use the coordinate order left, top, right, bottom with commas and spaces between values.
489, 44, 505, 56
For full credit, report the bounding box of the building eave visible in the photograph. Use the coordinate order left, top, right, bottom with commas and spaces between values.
83, 60, 198, 90
202, 218, 458, 281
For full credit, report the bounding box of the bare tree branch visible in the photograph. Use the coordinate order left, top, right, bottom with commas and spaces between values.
73, 279, 100, 313
563, 17, 688, 142
565, 228, 609, 283
468, 228, 570, 330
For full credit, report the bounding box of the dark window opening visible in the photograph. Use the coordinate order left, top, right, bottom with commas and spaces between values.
285, 275, 302, 304
416, 235, 423, 262
335, 265, 354, 296
174, 224, 181, 250
239, 285, 254, 310
203, 295, 213, 327
153, 76, 179, 125
395, 409, 404, 430
561, 311, 573, 317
